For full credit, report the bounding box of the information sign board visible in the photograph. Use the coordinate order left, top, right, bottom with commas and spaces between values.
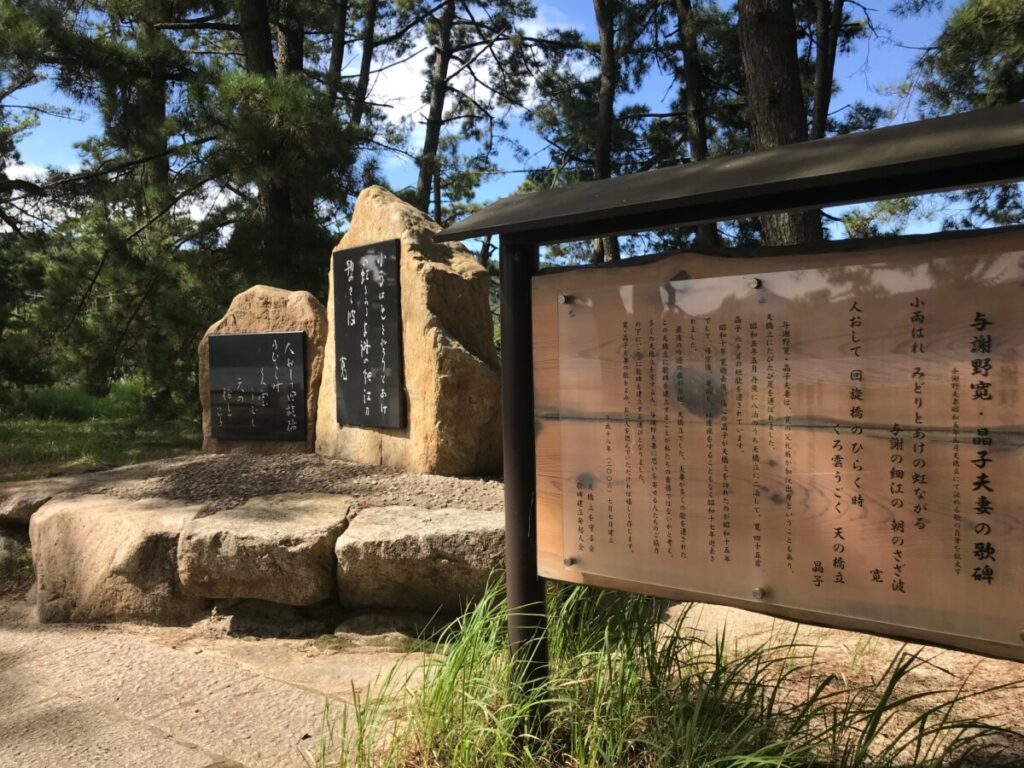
533, 229, 1024, 660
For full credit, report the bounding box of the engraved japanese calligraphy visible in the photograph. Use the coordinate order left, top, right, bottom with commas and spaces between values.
535, 231, 1024, 660
333, 239, 406, 429
208, 331, 307, 441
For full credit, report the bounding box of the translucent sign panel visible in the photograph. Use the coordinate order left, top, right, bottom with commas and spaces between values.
550, 251, 1024, 655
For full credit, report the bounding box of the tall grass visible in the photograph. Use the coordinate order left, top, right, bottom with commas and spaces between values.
316, 582, 1022, 768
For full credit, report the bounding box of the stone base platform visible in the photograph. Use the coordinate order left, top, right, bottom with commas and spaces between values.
0, 454, 504, 625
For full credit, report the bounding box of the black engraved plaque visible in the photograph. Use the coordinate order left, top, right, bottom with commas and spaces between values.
333, 239, 406, 428
209, 331, 307, 441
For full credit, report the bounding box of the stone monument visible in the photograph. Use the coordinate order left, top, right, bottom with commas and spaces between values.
199, 285, 327, 453
316, 186, 501, 476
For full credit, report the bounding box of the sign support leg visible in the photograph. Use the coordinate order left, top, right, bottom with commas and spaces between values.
498, 236, 549, 708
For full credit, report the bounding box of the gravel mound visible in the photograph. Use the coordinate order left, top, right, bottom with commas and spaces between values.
99, 453, 505, 512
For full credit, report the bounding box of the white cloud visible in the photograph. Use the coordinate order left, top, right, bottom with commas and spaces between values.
5, 163, 47, 181
522, 3, 584, 37
177, 181, 241, 224
354, 36, 431, 124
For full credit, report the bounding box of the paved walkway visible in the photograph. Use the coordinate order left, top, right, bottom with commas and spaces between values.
0, 598, 412, 768
3, 595, 1023, 767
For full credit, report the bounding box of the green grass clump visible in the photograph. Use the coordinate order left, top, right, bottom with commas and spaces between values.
0, 378, 200, 481
317, 582, 1022, 768
6, 378, 147, 422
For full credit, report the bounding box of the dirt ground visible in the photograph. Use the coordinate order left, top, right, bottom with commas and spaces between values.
0, 594, 419, 768
3, 591, 1023, 768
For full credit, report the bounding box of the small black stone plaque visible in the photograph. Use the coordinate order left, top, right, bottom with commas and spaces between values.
209, 331, 306, 441
333, 239, 406, 428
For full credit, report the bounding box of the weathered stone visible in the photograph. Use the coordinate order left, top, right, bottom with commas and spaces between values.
178, 493, 356, 605
335, 506, 504, 613
199, 285, 328, 454
334, 610, 446, 638
0, 486, 52, 526
316, 186, 501, 476
0, 527, 33, 596
30, 496, 209, 624
0, 459, 181, 526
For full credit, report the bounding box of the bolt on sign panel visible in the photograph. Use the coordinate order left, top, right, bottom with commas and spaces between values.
533, 228, 1024, 661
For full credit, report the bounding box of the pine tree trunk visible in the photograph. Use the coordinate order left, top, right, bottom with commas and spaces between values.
351, 0, 378, 126
326, 0, 350, 108
811, 0, 844, 140
238, 0, 294, 256
675, 0, 720, 248
415, 0, 456, 213
592, 0, 620, 262
738, 0, 822, 245
238, 0, 276, 75
276, 9, 304, 75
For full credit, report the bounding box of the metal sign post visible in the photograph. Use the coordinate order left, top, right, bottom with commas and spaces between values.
498, 237, 549, 693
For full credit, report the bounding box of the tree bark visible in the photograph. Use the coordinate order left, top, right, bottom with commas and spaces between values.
237, 0, 293, 256
137, 76, 170, 214
674, 0, 720, 248
433, 166, 443, 222
415, 0, 456, 213
811, 0, 844, 140
592, 0, 620, 262
326, 0, 350, 108
350, 0, 378, 126
738, 0, 822, 245
135, 18, 171, 217
238, 0, 276, 75
276, 6, 304, 75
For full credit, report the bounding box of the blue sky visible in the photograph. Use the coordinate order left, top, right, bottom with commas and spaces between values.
11, 0, 952, 222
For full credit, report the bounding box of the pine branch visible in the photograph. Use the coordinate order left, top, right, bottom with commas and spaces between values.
374, 0, 449, 48
0, 178, 46, 197
153, 20, 238, 32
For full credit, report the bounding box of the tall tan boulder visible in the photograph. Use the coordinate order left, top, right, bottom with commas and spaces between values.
316, 186, 501, 476
199, 285, 327, 453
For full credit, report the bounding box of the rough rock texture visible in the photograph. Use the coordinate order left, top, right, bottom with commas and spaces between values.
0, 487, 52, 526
199, 285, 328, 454
336, 506, 504, 613
30, 496, 209, 624
178, 493, 356, 605
2, 454, 504, 515
0, 527, 32, 595
316, 186, 501, 476
0, 460, 185, 526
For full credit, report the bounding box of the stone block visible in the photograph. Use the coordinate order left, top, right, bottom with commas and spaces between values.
30, 497, 209, 624
335, 506, 504, 613
178, 493, 356, 605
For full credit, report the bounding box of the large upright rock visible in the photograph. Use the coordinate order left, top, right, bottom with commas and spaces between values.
199, 285, 327, 454
316, 186, 501, 476
30, 496, 209, 624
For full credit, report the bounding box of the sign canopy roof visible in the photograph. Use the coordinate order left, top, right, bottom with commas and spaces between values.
436, 103, 1024, 245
